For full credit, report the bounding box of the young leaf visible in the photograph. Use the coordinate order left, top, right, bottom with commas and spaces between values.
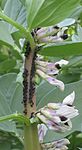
26, 0, 80, 30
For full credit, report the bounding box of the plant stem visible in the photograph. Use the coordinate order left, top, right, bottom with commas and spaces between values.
23, 38, 41, 149
0, 113, 30, 126
24, 124, 41, 150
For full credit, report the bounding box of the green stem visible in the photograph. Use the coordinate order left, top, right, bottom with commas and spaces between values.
24, 123, 41, 150
0, 113, 30, 126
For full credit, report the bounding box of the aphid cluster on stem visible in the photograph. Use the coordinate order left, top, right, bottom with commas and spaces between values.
29, 51, 37, 107
23, 41, 31, 115
23, 68, 28, 115
24, 41, 31, 58
23, 41, 37, 115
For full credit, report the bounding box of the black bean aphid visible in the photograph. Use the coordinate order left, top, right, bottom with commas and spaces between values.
60, 116, 67, 121
30, 112, 35, 118
53, 26, 60, 29
61, 34, 68, 40
29, 51, 36, 107
24, 41, 31, 58
55, 64, 61, 69
23, 68, 28, 115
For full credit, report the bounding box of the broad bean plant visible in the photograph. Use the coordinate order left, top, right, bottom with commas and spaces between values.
0, 0, 82, 150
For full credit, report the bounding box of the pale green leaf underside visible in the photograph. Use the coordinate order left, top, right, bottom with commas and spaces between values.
26, 0, 80, 30
0, 73, 23, 132
0, 21, 14, 46
4, 0, 26, 33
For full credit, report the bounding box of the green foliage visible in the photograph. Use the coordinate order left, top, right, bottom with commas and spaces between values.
0, 130, 23, 150
40, 42, 82, 57
4, 0, 26, 33
0, 0, 82, 149
0, 21, 14, 46
67, 131, 82, 149
0, 73, 23, 132
26, 0, 80, 30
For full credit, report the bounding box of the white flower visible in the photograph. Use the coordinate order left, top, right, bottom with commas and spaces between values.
55, 59, 69, 67
41, 138, 70, 150
36, 92, 79, 132
38, 124, 48, 143
36, 58, 68, 91
46, 77, 64, 91
36, 69, 64, 91
35, 26, 68, 43
36, 26, 60, 39
63, 91, 75, 105
38, 36, 63, 43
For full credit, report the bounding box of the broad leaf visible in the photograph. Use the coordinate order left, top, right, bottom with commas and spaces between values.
70, 6, 82, 19
0, 73, 23, 132
40, 42, 82, 57
0, 21, 14, 46
0, 130, 23, 150
26, 0, 80, 30
4, 0, 26, 33
0, 90, 16, 132
57, 18, 75, 28
36, 80, 82, 142
0, 73, 23, 112
0, 59, 16, 74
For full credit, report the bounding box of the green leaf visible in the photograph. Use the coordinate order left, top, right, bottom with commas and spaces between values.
0, 52, 8, 62
0, 73, 23, 132
70, 6, 82, 19
67, 131, 82, 149
0, 130, 23, 150
0, 73, 23, 112
40, 42, 82, 57
10, 85, 23, 113
57, 18, 75, 28
19, 0, 26, 6
36, 80, 82, 142
0, 21, 14, 46
57, 73, 80, 84
67, 56, 82, 67
26, 0, 80, 30
0, 59, 16, 74
0, 0, 7, 9
4, 0, 26, 33
0, 90, 16, 132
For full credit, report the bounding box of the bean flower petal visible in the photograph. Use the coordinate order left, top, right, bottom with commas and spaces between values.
38, 124, 48, 143
35, 91, 79, 133
46, 77, 64, 91
63, 91, 75, 105
41, 138, 70, 150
